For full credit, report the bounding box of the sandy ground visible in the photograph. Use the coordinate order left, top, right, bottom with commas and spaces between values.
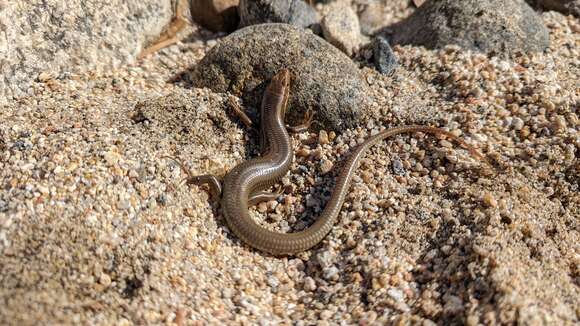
0, 10, 578, 326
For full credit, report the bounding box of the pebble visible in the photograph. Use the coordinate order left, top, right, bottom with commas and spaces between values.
314, 250, 335, 268
267, 275, 279, 288
373, 36, 398, 76
257, 202, 268, 213
303, 277, 316, 292
319, 310, 333, 320
512, 117, 525, 130
387, 288, 405, 302
392, 158, 406, 176
423, 320, 437, 326
323, 266, 339, 281
443, 295, 464, 315
318, 130, 329, 145
482, 192, 498, 208
296, 147, 310, 158
99, 273, 112, 287
319, 159, 333, 174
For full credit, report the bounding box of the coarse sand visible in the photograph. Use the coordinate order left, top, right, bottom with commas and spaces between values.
0, 11, 578, 325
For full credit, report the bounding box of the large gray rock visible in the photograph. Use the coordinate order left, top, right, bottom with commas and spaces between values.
238, 0, 318, 28
389, 0, 550, 56
0, 0, 172, 104
192, 23, 372, 132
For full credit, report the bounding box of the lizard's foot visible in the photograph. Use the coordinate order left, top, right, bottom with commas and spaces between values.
228, 95, 255, 129
248, 184, 284, 206
286, 109, 315, 133
163, 156, 223, 201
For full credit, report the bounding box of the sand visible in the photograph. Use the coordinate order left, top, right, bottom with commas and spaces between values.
0, 10, 578, 326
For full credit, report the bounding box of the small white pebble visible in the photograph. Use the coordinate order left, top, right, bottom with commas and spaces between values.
303, 277, 316, 291
319, 159, 333, 174
482, 192, 498, 208
512, 117, 524, 130
99, 273, 112, 287
387, 288, 405, 302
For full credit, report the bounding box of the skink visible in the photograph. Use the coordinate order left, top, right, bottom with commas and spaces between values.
184, 69, 485, 255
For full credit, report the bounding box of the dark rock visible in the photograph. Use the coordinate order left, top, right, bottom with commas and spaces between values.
190, 0, 240, 32
309, 23, 324, 36
192, 23, 372, 132
391, 158, 406, 176
238, 0, 318, 28
389, 0, 550, 56
373, 36, 398, 76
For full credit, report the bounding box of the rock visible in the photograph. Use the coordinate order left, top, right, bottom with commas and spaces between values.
190, 0, 240, 32
531, 0, 580, 16
192, 23, 372, 132
321, 1, 369, 56
387, 288, 405, 302
389, 0, 550, 56
443, 295, 464, 315
303, 277, 316, 292
238, 0, 318, 28
322, 266, 339, 281
358, 2, 387, 36
391, 158, 405, 176
314, 249, 336, 269
412, 0, 426, 7
373, 36, 398, 75
0, 0, 173, 105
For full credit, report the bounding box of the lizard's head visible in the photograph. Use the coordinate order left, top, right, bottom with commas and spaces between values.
267, 69, 292, 116
269, 68, 291, 90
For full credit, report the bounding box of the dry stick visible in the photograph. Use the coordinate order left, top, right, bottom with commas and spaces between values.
227, 95, 254, 128
138, 0, 189, 59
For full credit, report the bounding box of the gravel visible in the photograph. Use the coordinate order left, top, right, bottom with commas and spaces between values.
0, 5, 578, 325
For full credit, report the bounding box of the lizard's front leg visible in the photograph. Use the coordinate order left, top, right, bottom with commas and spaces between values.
164, 156, 223, 201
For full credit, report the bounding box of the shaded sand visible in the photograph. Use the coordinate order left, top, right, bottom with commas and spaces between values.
0, 12, 578, 325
